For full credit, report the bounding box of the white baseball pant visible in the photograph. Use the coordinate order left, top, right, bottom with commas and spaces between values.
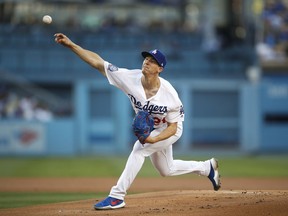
109, 122, 211, 200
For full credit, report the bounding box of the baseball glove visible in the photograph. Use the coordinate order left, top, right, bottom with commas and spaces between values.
132, 110, 154, 144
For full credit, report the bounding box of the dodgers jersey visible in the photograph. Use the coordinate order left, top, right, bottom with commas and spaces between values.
104, 61, 184, 130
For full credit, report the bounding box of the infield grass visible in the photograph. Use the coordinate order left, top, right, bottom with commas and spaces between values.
0, 155, 288, 178
0, 192, 102, 209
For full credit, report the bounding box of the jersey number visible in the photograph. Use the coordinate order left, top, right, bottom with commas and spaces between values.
153, 117, 166, 126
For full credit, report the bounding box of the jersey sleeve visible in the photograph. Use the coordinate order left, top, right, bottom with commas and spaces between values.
104, 61, 142, 96
104, 61, 129, 89
162, 80, 185, 123
166, 102, 185, 123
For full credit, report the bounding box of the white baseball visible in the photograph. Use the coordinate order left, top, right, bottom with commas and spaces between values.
42, 15, 52, 24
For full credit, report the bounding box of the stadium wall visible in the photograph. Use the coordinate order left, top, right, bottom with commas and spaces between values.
1, 78, 287, 156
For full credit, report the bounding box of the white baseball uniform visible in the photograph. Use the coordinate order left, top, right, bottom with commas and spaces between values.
104, 61, 211, 200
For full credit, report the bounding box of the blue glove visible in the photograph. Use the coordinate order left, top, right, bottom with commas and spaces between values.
132, 110, 154, 144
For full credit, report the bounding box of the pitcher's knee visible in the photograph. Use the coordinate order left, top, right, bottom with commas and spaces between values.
158, 169, 172, 177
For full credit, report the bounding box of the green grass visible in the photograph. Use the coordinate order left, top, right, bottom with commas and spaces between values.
0, 155, 287, 209
219, 156, 288, 177
0, 192, 103, 209
0, 156, 129, 178
0, 155, 288, 178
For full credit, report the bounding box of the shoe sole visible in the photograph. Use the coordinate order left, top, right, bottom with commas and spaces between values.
210, 158, 221, 191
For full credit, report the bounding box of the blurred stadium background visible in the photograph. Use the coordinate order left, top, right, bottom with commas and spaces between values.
0, 0, 288, 157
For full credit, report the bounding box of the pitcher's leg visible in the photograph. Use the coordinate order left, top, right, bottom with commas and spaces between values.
150, 146, 210, 177
109, 141, 145, 200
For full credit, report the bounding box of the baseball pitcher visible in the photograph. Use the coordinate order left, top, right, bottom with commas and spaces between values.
54, 33, 221, 210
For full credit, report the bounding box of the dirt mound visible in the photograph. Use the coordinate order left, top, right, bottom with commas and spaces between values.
0, 190, 287, 216
0, 177, 288, 216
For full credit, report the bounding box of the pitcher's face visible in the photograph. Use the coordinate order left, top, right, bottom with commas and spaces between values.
142, 56, 163, 76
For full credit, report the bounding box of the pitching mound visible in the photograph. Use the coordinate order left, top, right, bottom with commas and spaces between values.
0, 190, 287, 216
0, 177, 288, 216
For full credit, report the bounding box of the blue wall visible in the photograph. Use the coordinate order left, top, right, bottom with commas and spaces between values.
1, 78, 287, 156
259, 77, 288, 152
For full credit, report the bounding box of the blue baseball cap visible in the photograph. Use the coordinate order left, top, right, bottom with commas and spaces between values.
141, 49, 167, 68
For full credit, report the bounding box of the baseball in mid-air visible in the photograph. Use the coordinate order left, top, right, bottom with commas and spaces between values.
42, 15, 52, 24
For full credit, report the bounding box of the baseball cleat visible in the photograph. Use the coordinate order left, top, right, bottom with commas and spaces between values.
94, 196, 125, 210
208, 158, 221, 191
